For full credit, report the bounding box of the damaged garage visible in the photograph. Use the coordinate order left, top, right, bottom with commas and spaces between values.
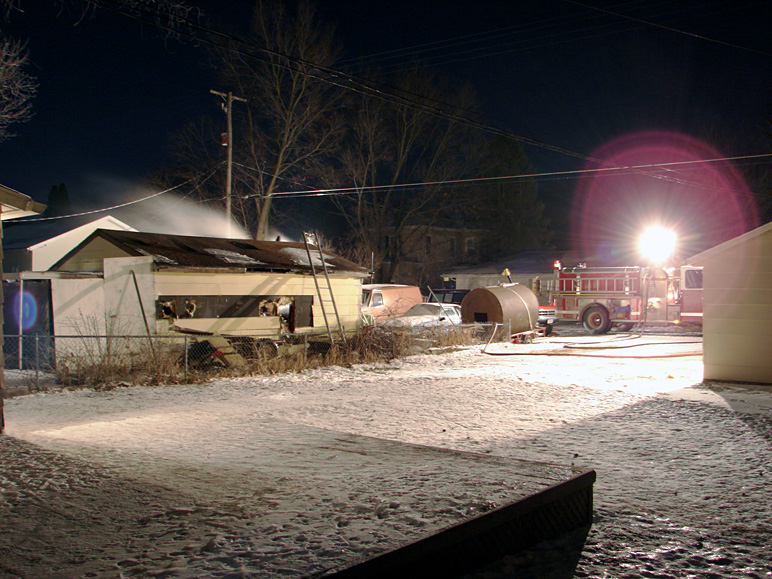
4, 230, 367, 365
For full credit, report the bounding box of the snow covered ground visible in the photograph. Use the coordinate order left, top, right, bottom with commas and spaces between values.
2, 326, 772, 578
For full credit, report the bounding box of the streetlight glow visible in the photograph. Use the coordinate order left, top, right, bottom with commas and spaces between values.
639, 226, 676, 264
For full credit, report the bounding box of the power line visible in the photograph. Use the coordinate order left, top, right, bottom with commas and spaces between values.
339, 9, 614, 68
82, 0, 620, 166
83, 1, 769, 196
352, 13, 643, 75
248, 152, 772, 200
565, 0, 772, 58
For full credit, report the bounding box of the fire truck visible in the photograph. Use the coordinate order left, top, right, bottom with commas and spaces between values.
542, 263, 703, 334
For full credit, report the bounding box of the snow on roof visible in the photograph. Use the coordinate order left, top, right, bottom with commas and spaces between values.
135, 247, 178, 266
279, 246, 323, 268
202, 248, 267, 267
54, 229, 367, 276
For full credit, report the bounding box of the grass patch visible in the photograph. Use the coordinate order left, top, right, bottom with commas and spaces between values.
36, 323, 504, 388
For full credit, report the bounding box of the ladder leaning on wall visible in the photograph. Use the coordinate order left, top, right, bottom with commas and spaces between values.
303, 232, 347, 345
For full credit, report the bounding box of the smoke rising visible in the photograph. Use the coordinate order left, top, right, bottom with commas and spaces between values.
77, 174, 252, 240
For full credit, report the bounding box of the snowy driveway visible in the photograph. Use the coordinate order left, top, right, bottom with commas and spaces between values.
2, 330, 772, 578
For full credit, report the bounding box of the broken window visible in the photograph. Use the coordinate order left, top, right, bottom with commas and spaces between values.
156, 294, 314, 331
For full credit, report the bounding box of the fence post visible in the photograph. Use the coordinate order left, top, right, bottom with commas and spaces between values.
18, 280, 23, 371
35, 334, 39, 392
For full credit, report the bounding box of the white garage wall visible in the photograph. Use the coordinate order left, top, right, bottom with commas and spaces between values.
50, 278, 105, 335
699, 224, 772, 384
103, 256, 155, 337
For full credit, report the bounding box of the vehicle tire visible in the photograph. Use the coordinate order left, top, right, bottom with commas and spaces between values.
522, 333, 534, 344
583, 306, 611, 334
543, 323, 553, 337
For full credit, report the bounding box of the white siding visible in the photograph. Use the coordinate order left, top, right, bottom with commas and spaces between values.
701, 227, 772, 384
50, 278, 105, 335
104, 256, 155, 336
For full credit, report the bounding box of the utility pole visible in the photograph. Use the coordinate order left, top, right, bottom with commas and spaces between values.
210, 90, 247, 237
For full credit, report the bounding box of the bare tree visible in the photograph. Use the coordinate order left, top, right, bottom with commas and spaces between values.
333, 67, 478, 283
2, 1, 199, 30
148, 0, 347, 239
0, 0, 21, 19
0, 36, 36, 143
214, 0, 347, 240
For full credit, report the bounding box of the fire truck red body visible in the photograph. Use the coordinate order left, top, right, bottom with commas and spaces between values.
545, 264, 703, 334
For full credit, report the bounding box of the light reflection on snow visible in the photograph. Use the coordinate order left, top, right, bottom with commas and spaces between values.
280, 246, 322, 267
10, 342, 708, 463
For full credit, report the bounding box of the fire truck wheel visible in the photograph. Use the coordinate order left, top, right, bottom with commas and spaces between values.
583, 306, 611, 334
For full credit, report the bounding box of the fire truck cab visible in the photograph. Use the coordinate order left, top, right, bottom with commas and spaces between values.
546, 264, 702, 334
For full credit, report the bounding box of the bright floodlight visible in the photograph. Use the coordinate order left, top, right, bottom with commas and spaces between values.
639, 226, 676, 264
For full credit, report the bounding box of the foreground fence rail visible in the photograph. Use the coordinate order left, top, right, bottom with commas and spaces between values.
3, 324, 511, 391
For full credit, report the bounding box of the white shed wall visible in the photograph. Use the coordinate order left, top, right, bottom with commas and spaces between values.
701, 228, 772, 384
50, 278, 105, 335
103, 256, 155, 336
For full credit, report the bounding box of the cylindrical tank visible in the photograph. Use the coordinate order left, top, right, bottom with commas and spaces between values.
461, 283, 539, 334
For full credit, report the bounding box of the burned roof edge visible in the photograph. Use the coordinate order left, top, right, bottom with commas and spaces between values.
51, 229, 368, 276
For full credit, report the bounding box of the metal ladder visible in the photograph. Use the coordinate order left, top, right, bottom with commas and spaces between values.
303, 232, 346, 344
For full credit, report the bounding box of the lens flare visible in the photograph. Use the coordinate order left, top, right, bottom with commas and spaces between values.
639, 226, 676, 264
12, 290, 38, 332
571, 131, 758, 264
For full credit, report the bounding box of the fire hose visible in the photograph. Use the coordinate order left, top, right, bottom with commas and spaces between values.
482, 324, 702, 359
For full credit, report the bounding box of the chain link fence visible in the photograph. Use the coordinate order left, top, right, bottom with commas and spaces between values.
2, 323, 511, 392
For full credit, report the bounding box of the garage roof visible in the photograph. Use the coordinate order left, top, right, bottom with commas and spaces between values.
52, 229, 368, 275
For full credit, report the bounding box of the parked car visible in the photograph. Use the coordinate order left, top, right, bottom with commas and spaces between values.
381, 303, 463, 327
538, 304, 557, 336
361, 284, 423, 323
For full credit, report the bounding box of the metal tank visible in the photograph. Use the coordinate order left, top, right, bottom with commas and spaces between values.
460, 283, 539, 335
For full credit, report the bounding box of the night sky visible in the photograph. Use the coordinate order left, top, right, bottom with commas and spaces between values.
1, 0, 771, 255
